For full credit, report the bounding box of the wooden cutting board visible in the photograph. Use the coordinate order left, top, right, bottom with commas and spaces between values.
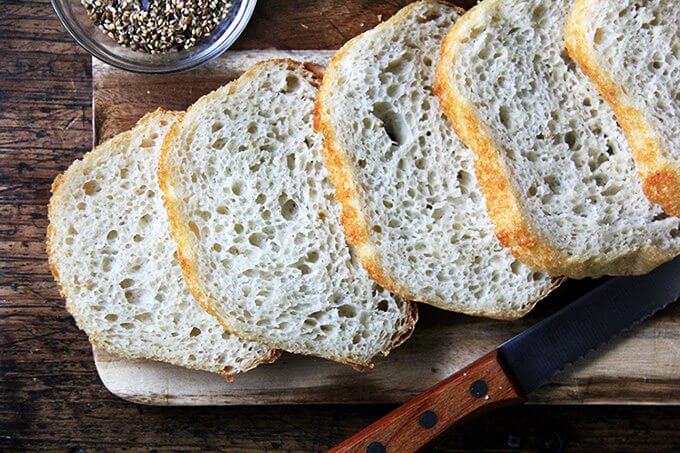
92, 52, 680, 406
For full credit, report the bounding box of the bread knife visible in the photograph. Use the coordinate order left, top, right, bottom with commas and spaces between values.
332, 257, 680, 452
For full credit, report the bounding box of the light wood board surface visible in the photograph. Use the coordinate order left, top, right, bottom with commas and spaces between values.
93, 51, 680, 406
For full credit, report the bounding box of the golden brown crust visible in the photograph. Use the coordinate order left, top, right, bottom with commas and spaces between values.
565, 0, 680, 217
160, 59, 417, 368
435, 0, 678, 279
158, 118, 226, 326
49, 109, 278, 378
313, 6, 421, 305
314, 0, 560, 316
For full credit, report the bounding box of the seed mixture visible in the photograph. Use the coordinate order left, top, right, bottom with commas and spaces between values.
81, 0, 232, 53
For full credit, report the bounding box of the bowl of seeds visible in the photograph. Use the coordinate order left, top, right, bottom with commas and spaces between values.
51, 0, 257, 73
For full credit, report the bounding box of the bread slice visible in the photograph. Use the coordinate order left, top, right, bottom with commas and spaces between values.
565, 0, 680, 217
159, 59, 417, 368
314, 0, 559, 319
436, 0, 680, 278
47, 110, 279, 378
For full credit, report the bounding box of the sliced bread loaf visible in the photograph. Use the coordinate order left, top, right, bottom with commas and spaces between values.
565, 0, 680, 217
314, 0, 558, 318
47, 110, 278, 377
159, 59, 417, 368
436, 0, 680, 278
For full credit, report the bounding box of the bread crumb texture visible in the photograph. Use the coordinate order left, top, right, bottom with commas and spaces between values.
437, 0, 680, 278
565, 0, 680, 216
160, 60, 416, 368
315, 0, 557, 318
47, 110, 278, 377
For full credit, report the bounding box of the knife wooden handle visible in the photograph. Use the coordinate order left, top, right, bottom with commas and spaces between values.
330, 351, 526, 453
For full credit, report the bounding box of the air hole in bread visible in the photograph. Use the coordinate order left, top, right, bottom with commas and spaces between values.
564, 131, 577, 150
212, 122, 224, 133
532, 5, 546, 21
248, 233, 265, 248
103, 230, 117, 243
372, 102, 411, 146
432, 208, 445, 221
385, 55, 409, 75
135, 312, 152, 323
654, 212, 670, 222
104, 313, 118, 322
231, 181, 243, 196
280, 197, 298, 220
498, 106, 511, 129
306, 251, 319, 263
292, 261, 311, 275
120, 322, 134, 329
188, 221, 200, 238
416, 8, 441, 23
594, 28, 605, 45
212, 138, 226, 149
189, 327, 201, 337
139, 214, 152, 228
544, 175, 560, 193
284, 74, 301, 93
286, 154, 297, 172
336, 304, 357, 318
456, 170, 472, 187
82, 180, 101, 196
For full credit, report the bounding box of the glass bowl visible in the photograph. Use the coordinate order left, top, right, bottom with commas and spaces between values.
51, 0, 257, 74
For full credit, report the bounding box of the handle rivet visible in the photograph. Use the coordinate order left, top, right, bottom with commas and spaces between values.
367, 441, 386, 453
418, 410, 438, 429
470, 379, 488, 398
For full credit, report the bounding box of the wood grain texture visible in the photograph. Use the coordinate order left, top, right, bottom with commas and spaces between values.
93, 49, 680, 406
3, 0, 680, 451
331, 351, 525, 452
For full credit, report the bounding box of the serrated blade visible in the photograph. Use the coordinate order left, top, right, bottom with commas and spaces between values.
498, 257, 680, 395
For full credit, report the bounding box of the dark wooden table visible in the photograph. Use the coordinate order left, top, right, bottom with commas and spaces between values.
2, 1, 680, 451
